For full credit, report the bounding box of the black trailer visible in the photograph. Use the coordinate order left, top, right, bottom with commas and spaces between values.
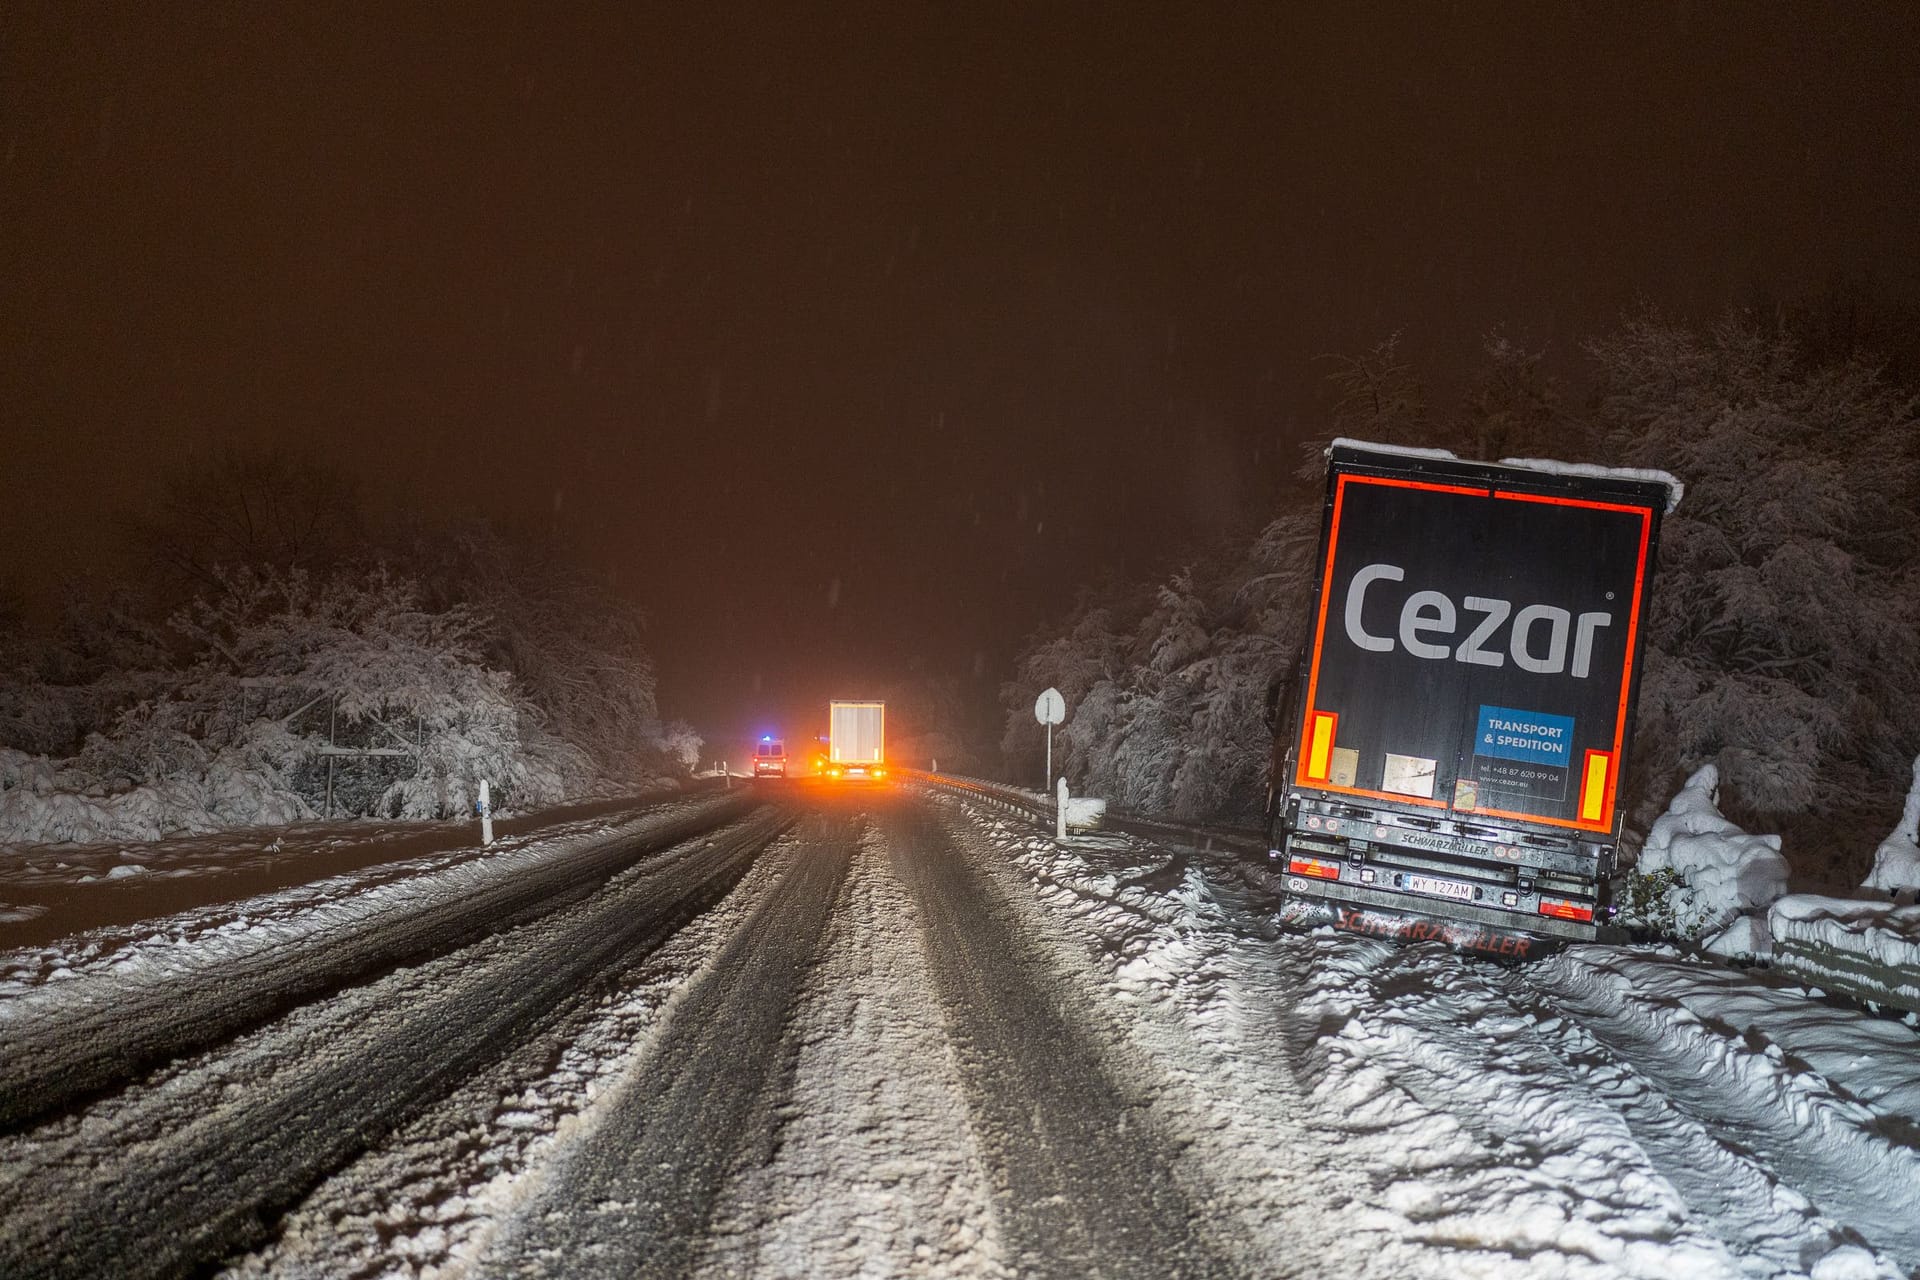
1264, 440, 1679, 957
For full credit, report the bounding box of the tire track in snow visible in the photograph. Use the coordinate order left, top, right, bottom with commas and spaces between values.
0, 806, 789, 1280
1517, 950, 1920, 1275
693, 818, 1010, 1279
484, 810, 855, 1278
1273, 935, 1757, 1279
902, 800, 1240, 1280
940, 810, 1401, 1280
941, 797, 1797, 1279
222, 819, 813, 1279
1491, 970, 1889, 1279
0, 792, 759, 1131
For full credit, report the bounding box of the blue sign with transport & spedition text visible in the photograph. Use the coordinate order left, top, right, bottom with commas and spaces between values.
1474, 706, 1573, 766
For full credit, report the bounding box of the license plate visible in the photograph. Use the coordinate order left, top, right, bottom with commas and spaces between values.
1404, 874, 1476, 902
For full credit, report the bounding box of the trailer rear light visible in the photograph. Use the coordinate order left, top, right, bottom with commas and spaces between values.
873, 768, 887, 778
1538, 898, 1594, 922
1578, 750, 1613, 823
1287, 855, 1342, 881
1304, 711, 1339, 782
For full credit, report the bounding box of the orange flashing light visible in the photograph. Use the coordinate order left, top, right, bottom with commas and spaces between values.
1287, 856, 1342, 881
1578, 750, 1614, 824
1304, 711, 1338, 782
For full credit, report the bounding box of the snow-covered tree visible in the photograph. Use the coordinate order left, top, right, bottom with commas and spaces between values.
2, 478, 688, 841
1451, 333, 1570, 463
132, 447, 364, 601
166, 565, 592, 818
0, 591, 178, 757
1003, 503, 1318, 818
398, 523, 682, 779
1320, 334, 1430, 455
1590, 314, 1920, 864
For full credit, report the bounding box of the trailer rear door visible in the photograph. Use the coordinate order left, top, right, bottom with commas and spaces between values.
1294, 462, 1663, 834
829, 701, 885, 764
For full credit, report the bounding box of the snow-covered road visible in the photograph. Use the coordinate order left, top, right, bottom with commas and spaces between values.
1, 784, 1917, 1279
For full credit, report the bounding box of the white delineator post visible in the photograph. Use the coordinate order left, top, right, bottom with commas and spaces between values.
478, 779, 494, 846
1057, 776, 1069, 841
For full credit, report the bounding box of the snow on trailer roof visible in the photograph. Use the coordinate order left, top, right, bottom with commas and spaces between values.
1329, 437, 1684, 512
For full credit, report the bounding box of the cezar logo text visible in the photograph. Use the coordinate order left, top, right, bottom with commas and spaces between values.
1342, 563, 1613, 678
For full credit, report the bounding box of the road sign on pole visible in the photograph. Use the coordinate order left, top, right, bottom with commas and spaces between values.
1034, 687, 1066, 792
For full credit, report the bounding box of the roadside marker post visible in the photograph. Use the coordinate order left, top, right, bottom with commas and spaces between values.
1034, 686, 1066, 794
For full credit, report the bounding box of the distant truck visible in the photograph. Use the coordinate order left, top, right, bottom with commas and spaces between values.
825, 701, 886, 780
1264, 439, 1679, 956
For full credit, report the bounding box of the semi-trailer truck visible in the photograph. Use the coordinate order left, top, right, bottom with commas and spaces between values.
1264, 439, 1680, 956
825, 700, 886, 780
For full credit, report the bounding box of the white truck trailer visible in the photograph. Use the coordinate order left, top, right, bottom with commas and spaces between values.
826, 701, 886, 780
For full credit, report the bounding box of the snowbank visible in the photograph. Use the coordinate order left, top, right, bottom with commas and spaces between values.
0, 748, 312, 844
1638, 765, 1789, 929
1062, 795, 1106, 830
1497, 455, 1685, 512
1768, 895, 1920, 1012
1862, 756, 1920, 897
1771, 897, 1920, 973
953, 804, 1915, 1278
0, 750, 57, 796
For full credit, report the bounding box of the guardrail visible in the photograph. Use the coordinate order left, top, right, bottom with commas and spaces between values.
1101, 811, 1269, 859
892, 768, 1054, 824
896, 768, 1270, 859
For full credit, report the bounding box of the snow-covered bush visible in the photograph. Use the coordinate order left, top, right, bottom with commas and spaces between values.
1613, 867, 1715, 942
0, 749, 60, 796
0, 743, 314, 844
1863, 755, 1920, 899
650, 719, 704, 772
0, 593, 178, 756
0, 681, 81, 758
0, 562, 641, 841
75, 703, 210, 789
1625, 764, 1790, 940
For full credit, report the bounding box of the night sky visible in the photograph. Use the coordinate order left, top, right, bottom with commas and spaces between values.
5, 5, 1917, 746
